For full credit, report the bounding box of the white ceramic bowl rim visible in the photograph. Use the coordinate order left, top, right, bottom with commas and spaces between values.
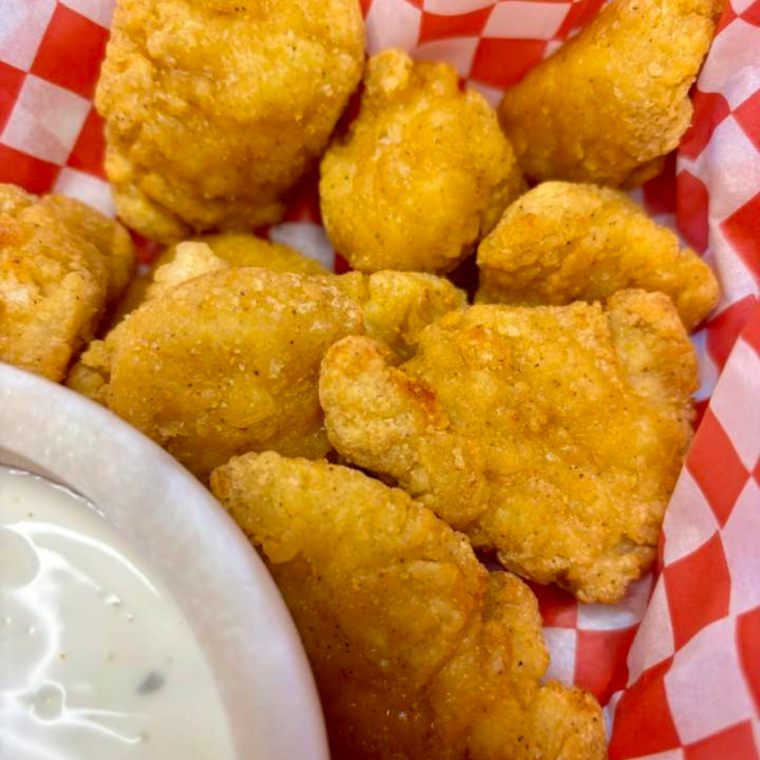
0, 362, 328, 760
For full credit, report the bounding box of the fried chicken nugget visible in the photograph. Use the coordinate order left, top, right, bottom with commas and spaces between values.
320, 50, 525, 273
320, 293, 697, 603
210, 452, 606, 760
77, 268, 363, 479
477, 182, 719, 330
97, 0, 365, 242
498, 0, 725, 187
0, 184, 134, 381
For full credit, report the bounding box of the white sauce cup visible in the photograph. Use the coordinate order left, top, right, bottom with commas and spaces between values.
0, 362, 329, 760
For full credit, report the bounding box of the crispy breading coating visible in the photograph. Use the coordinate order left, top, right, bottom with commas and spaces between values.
111, 232, 328, 326
144, 241, 230, 301
477, 182, 719, 329
498, 0, 725, 187
320, 295, 697, 603
96, 0, 365, 241
65, 339, 113, 406
77, 269, 363, 479
320, 49, 525, 273
165, 232, 328, 276
44, 194, 135, 303
210, 452, 606, 760
338, 270, 468, 360
0, 184, 134, 381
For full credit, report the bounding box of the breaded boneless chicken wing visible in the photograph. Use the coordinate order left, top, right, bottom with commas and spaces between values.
211, 452, 607, 760
320, 50, 525, 273
477, 182, 720, 330
498, 0, 725, 187
320, 293, 697, 603
71, 267, 362, 480
97, 0, 364, 242
0, 184, 134, 381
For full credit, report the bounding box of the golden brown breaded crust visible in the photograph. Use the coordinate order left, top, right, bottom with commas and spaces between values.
606, 289, 698, 434
342, 270, 468, 360
320, 295, 697, 603
187, 232, 327, 275
476, 182, 719, 329
0, 184, 134, 381
144, 242, 229, 302
44, 194, 135, 302
320, 49, 525, 273
111, 232, 327, 326
498, 0, 725, 187
65, 339, 113, 405
80, 268, 363, 480
210, 452, 607, 760
97, 0, 365, 241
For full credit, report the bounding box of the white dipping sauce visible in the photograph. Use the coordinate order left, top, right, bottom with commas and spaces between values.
0, 467, 236, 759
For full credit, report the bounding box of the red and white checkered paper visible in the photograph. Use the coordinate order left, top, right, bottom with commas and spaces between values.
1, 0, 758, 756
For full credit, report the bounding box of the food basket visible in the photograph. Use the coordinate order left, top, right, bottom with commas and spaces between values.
1, 0, 758, 756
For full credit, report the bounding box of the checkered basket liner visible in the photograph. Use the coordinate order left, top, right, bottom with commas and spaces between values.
1, 1, 758, 756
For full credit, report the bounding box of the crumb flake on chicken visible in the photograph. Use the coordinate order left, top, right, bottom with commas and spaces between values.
0, 184, 134, 381
320, 295, 697, 603
210, 452, 607, 760
96, 0, 365, 241
477, 181, 720, 329
498, 0, 725, 187
320, 49, 525, 273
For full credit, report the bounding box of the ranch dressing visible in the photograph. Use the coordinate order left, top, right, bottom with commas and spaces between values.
0, 466, 236, 759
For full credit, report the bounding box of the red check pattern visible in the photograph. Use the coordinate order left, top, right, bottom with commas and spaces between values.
1, 1, 758, 756
0, 0, 114, 214
611, 309, 760, 758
